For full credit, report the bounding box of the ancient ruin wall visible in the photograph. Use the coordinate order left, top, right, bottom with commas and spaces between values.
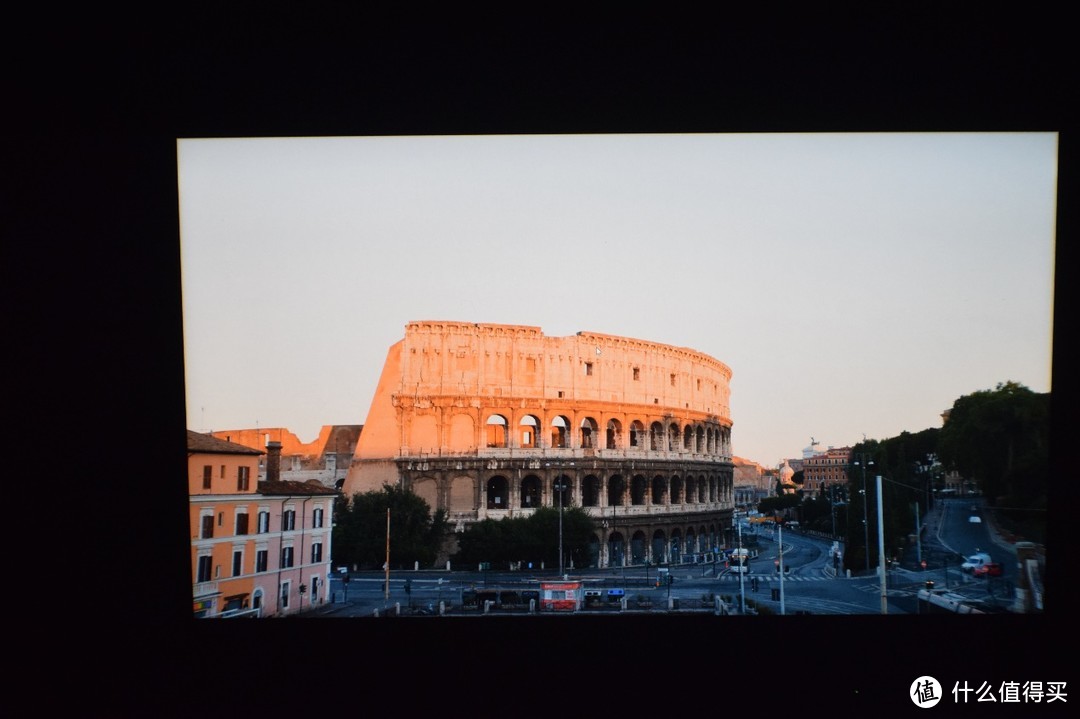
344, 321, 734, 496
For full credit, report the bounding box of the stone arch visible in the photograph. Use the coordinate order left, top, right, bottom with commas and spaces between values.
587, 534, 601, 568
449, 413, 474, 449
651, 529, 667, 564
670, 529, 683, 563
412, 476, 439, 511
550, 415, 569, 448
520, 474, 541, 509
608, 531, 626, 567
686, 474, 697, 503
582, 475, 601, 507
629, 420, 645, 448
605, 418, 622, 449
518, 415, 540, 449
485, 475, 509, 509
580, 416, 598, 449
696, 425, 705, 454
683, 424, 694, 453
552, 474, 572, 508
485, 414, 508, 448
607, 474, 626, 507
649, 421, 664, 451
651, 474, 666, 505
631, 474, 648, 505
630, 529, 648, 564
668, 422, 680, 451
671, 475, 683, 504
411, 414, 439, 453
448, 475, 475, 512
687, 527, 697, 554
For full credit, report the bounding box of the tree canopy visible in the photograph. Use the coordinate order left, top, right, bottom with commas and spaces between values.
452, 506, 595, 570
332, 485, 448, 570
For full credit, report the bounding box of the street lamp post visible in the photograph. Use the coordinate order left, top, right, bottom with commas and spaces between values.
854, 456, 873, 573
555, 477, 566, 578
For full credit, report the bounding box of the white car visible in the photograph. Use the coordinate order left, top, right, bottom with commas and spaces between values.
960, 552, 992, 573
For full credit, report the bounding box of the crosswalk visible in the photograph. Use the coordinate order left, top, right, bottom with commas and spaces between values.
717, 573, 831, 582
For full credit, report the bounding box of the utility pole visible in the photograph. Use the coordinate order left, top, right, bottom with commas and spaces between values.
877, 475, 887, 615
778, 524, 785, 616
737, 520, 745, 614
384, 507, 390, 601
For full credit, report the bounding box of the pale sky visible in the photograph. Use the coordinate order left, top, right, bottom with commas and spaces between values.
178, 133, 1057, 469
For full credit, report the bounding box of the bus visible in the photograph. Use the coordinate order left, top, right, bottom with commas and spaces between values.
728, 548, 750, 573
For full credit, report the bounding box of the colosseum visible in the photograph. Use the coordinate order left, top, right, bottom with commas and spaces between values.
342, 321, 735, 569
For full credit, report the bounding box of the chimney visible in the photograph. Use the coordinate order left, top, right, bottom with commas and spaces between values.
266, 440, 282, 483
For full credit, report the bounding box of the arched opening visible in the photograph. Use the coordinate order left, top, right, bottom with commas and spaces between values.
652, 475, 666, 505
652, 530, 667, 565
631, 530, 647, 564
486, 475, 509, 509
550, 416, 569, 448
608, 531, 625, 568
520, 475, 541, 508
485, 415, 508, 448
671, 475, 683, 504
631, 474, 648, 505
649, 422, 664, 451
607, 475, 625, 508
519, 415, 540, 448
606, 418, 622, 449
686, 474, 697, 503
683, 424, 694, 452
580, 417, 598, 449
582, 475, 601, 507
552, 474, 572, 508
668, 422, 680, 451
629, 420, 645, 448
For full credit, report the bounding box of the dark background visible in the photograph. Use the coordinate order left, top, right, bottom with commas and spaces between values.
16, 10, 1072, 715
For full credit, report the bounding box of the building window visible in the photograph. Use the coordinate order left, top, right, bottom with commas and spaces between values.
220, 465, 226, 478
281, 546, 294, 568
235, 512, 249, 535
232, 550, 243, 577
280, 582, 290, 609
312, 542, 323, 563
202, 466, 212, 490
237, 466, 250, 491
633, 367, 640, 381
670, 373, 676, 387
196, 555, 212, 583
200, 515, 214, 539
584, 362, 593, 376
256, 549, 268, 573
257, 510, 269, 533
313, 508, 324, 529
282, 509, 296, 531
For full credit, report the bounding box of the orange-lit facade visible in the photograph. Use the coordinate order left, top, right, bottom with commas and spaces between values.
802, 446, 852, 497
188, 431, 337, 617
343, 321, 737, 568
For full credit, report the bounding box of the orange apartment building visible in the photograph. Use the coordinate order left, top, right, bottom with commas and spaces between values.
802, 445, 852, 498
188, 430, 337, 617
343, 321, 738, 568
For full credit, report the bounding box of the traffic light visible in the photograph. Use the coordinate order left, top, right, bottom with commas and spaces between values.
775, 560, 780, 573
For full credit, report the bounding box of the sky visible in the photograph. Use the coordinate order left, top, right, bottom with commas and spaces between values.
177, 133, 1057, 469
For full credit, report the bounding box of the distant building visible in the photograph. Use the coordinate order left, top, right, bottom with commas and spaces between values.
189, 431, 337, 617
210, 425, 361, 490
803, 445, 852, 498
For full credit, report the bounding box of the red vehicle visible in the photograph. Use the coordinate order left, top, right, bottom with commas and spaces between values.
972, 562, 1003, 577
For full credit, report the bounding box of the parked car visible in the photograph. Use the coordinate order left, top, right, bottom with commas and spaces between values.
960, 552, 993, 573
972, 562, 1003, 577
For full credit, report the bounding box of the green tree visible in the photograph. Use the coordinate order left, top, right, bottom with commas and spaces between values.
938, 381, 1049, 507
451, 506, 597, 570
331, 485, 448, 569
